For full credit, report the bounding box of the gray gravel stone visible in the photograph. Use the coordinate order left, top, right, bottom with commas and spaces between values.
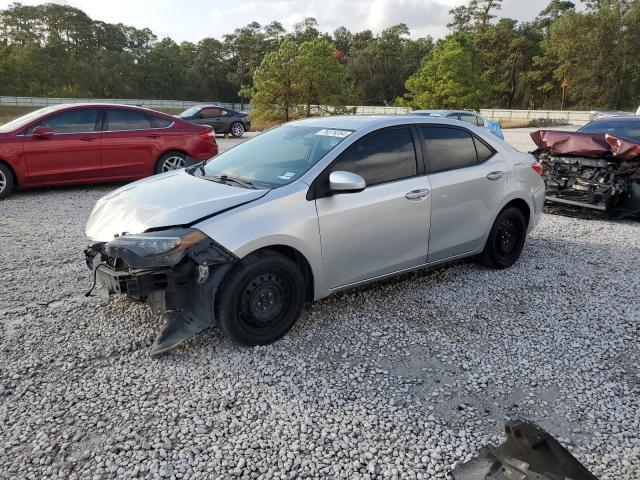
0, 133, 638, 479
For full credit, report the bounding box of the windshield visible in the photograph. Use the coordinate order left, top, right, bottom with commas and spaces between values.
196, 125, 353, 188
179, 106, 201, 117
578, 119, 640, 142
0, 106, 58, 133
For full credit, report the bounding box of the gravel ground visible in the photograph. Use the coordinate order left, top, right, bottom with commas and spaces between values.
1, 131, 639, 479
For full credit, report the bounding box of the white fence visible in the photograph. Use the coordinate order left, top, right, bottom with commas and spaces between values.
0, 96, 249, 112
480, 108, 594, 125
1, 95, 599, 124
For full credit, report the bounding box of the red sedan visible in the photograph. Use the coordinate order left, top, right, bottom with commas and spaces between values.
0, 103, 218, 200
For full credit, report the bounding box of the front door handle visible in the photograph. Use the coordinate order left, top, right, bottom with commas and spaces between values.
405, 188, 431, 201
80, 137, 96, 142
486, 171, 505, 181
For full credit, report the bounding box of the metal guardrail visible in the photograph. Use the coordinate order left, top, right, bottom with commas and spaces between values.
480, 108, 594, 125
1, 96, 600, 124
0, 96, 251, 112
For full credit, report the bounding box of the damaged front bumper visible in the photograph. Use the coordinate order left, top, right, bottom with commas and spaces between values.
84, 230, 237, 355
531, 130, 640, 211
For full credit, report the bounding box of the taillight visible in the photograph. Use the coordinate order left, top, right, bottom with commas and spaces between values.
531, 161, 543, 175
200, 129, 215, 140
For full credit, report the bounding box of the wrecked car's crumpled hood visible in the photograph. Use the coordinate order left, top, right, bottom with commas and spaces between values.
85, 170, 269, 242
531, 130, 640, 161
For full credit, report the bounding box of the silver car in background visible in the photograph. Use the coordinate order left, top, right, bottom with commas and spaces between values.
408, 110, 505, 140
84, 116, 545, 354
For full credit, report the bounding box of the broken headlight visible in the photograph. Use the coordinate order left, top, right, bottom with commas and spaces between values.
104, 228, 208, 268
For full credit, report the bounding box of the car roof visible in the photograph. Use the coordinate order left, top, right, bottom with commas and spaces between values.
587, 115, 640, 123
286, 115, 491, 135
28, 103, 169, 115
193, 105, 234, 110
409, 109, 480, 116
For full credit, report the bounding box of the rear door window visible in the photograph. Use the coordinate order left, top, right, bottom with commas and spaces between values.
459, 113, 478, 125
421, 127, 480, 172
474, 137, 494, 162
106, 109, 153, 131
332, 128, 417, 186
27, 109, 99, 134
147, 115, 172, 128
200, 108, 223, 118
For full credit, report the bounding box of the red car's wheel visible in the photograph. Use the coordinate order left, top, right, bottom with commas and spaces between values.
0, 163, 14, 200
156, 152, 187, 174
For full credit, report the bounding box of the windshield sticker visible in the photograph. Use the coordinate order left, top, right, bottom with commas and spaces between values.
315, 129, 352, 138
278, 171, 296, 180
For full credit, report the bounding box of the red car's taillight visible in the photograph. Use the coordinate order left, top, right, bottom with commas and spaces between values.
200, 129, 215, 140
531, 161, 543, 175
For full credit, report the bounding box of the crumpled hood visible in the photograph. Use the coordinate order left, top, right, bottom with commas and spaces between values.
85, 170, 269, 241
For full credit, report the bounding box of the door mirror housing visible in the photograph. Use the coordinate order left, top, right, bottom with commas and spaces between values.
329, 171, 366, 193
33, 126, 54, 138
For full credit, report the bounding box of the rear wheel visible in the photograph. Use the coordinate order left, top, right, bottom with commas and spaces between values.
156, 151, 187, 174
0, 163, 15, 200
230, 122, 245, 137
477, 206, 527, 269
215, 251, 305, 346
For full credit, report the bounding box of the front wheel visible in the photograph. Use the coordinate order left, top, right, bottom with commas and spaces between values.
215, 251, 305, 346
477, 206, 527, 269
230, 122, 245, 137
156, 151, 187, 174
0, 163, 15, 200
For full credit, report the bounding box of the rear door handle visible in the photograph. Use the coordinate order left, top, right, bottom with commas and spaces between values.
146, 134, 160, 139
405, 188, 431, 201
486, 171, 505, 181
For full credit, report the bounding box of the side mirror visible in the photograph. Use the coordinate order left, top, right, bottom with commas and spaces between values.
329, 171, 366, 193
33, 126, 54, 138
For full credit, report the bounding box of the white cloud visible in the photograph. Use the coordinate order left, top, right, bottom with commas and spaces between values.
0, 0, 555, 42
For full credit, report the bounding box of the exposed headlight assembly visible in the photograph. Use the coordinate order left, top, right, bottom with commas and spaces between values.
104, 228, 236, 268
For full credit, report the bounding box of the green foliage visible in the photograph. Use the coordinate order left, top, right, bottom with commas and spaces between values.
346, 24, 433, 106
248, 38, 301, 122
401, 34, 487, 109
248, 37, 349, 122
1, 1, 640, 111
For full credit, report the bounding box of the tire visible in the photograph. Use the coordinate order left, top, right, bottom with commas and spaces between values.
215, 251, 305, 346
230, 122, 245, 137
477, 206, 527, 269
0, 163, 15, 200
155, 151, 187, 174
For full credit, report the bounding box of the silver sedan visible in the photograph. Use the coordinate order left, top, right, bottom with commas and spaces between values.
84, 116, 545, 354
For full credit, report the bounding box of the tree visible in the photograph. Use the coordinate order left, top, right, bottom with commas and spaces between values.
247, 38, 301, 122
247, 37, 349, 122
347, 24, 433, 105
296, 39, 349, 115
401, 34, 487, 109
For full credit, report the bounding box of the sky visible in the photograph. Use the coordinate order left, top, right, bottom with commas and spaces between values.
0, 0, 555, 42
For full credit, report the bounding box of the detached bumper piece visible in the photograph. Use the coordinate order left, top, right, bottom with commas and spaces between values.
452, 420, 597, 480
84, 235, 236, 355
531, 130, 640, 211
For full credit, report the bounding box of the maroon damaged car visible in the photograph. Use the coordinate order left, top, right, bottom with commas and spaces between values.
531, 116, 640, 211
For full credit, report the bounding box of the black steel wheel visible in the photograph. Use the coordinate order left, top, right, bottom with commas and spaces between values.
216, 251, 305, 345
477, 206, 527, 269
